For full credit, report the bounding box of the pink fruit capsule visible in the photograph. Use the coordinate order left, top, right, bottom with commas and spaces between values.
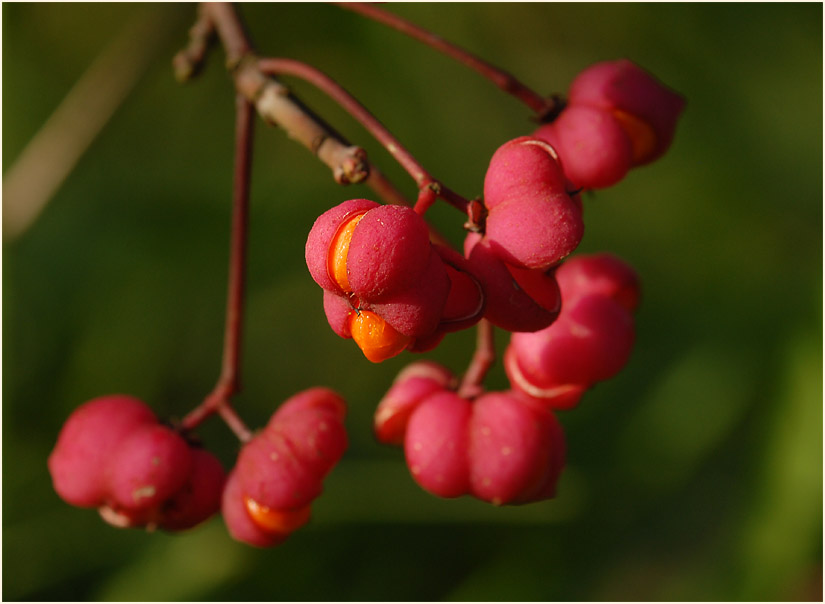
305, 198, 379, 293
236, 388, 348, 512
158, 447, 226, 531
344, 204, 433, 300
534, 106, 633, 190
506, 295, 635, 406
468, 391, 566, 505
307, 199, 453, 362
404, 391, 472, 498
48, 395, 156, 508
483, 137, 584, 269
464, 233, 561, 333
433, 243, 486, 333
567, 59, 685, 166
236, 426, 325, 512
266, 387, 348, 479
221, 469, 295, 548
555, 253, 641, 312
106, 423, 193, 512
374, 361, 455, 445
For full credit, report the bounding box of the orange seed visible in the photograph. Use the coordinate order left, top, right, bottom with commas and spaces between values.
327, 213, 365, 292
243, 495, 311, 535
349, 310, 412, 363
612, 109, 657, 165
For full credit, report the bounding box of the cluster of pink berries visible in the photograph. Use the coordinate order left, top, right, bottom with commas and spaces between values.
372, 253, 639, 504
375, 363, 566, 504
48, 388, 347, 546
303, 59, 678, 503
307, 60, 678, 362
48, 57, 682, 541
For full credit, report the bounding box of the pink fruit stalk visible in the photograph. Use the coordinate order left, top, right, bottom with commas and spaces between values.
306, 199, 453, 362
224, 387, 348, 547
48, 395, 226, 531
505, 254, 640, 409
535, 59, 684, 189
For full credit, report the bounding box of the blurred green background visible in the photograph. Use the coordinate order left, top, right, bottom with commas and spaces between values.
3, 3, 822, 601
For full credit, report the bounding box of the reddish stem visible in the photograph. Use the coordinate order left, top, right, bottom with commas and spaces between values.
457, 319, 496, 399
257, 57, 470, 215
336, 2, 554, 116
182, 94, 254, 443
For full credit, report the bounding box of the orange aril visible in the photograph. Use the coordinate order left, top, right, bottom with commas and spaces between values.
612, 109, 657, 165
349, 309, 412, 363
243, 496, 312, 535
327, 213, 365, 292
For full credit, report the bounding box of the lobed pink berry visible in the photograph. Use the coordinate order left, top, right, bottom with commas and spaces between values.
535, 106, 633, 190
221, 468, 306, 548
374, 361, 455, 445
505, 254, 640, 409
468, 391, 565, 505
404, 391, 472, 498
535, 59, 684, 189
482, 137, 584, 270
106, 424, 193, 512
555, 252, 640, 312
158, 447, 226, 531
402, 388, 566, 505
265, 387, 348, 478
306, 199, 456, 362
506, 296, 635, 405
432, 244, 486, 333
224, 387, 347, 547
48, 395, 156, 508
567, 59, 685, 166
464, 233, 561, 333
49, 395, 226, 531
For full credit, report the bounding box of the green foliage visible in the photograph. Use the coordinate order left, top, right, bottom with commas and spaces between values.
3, 3, 822, 601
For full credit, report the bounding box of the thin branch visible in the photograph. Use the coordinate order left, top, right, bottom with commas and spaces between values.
257, 57, 470, 214
181, 94, 255, 443
200, 3, 369, 185
457, 320, 496, 399
172, 4, 216, 82
191, 4, 455, 212
335, 2, 560, 118
218, 94, 254, 398
201, 1, 252, 67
